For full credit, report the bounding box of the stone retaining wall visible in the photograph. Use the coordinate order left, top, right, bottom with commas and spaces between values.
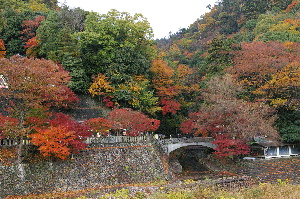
0, 142, 171, 198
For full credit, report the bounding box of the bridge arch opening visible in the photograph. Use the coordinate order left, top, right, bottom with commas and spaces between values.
168, 145, 214, 174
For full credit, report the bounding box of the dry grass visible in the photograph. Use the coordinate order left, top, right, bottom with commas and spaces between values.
7, 178, 300, 199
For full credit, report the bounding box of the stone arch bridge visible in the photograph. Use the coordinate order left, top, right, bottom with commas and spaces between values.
1, 136, 216, 155
157, 137, 216, 154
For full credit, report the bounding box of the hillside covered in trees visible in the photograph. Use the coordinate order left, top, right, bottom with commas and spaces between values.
1, 0, 300, 159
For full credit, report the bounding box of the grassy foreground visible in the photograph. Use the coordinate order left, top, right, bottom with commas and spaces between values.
16, 179, 300, 199
95, 182, 300, 199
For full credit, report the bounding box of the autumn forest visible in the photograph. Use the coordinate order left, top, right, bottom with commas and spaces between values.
1, 0, 300, 160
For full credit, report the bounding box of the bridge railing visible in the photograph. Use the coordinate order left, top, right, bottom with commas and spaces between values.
0, 136, 213, 147
158, 137, 214, 144
0, 138, 32, 147
85, 135, 154, 144
0, 135, 155, 147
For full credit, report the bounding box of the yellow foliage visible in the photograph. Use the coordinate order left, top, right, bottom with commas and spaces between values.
89, 73, 114, 97
284, 41, 295, 50
150, 59, 175, 79
255, 62, 300, 108
252, 89, 266, 95
169, 44, 181, 53
270, 21, 293, 32
176, 38, 193, 48
177, 64, 193, 78
269, 18, 300, 35
206, 16, 217, 27
269, 62, 300, 88
29, 0, 49, 12
198, 23, 207, 31
270, 98, 288, 108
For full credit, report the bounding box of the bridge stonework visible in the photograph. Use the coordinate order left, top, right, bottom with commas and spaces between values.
157, 137, 216, 154
0, 135, 216, 197
0, 136, 169, 198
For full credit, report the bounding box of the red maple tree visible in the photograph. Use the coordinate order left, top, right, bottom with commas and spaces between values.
85, 117, 113, 136
180, 75, 279, 157
212, 135, 250, 158
21, 15, 45, 42
0, 55, 78, 123
0, 56, 79, 161
160, 99, 181, 115
29, 113, 91, 159
0, 114, 19, 139
107, 108, 160, 136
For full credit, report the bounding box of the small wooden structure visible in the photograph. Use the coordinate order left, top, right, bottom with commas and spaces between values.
250, 137, 299, 159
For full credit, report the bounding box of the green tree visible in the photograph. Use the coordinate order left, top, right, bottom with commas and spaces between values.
36, 10, 65, 60
115, 76, 160, 115
89, 73, 160, 115
36, 7, 86, 60
0, 8, 26, 57
276, 108, 300, 143
219, 0, 241, 35
42, 0, 58, 9
241, 0, 270, 20
0, 0, 29, 11
204, 37, 236, 75
36, 8, 88, 92
77, 9, 155, 86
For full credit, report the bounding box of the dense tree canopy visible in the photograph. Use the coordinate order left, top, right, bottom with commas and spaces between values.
0, 56, 78, 138
107, 108, 160, 136
180, 75, 279, 142
1, 0, 300, 160
77, 10, 155, 87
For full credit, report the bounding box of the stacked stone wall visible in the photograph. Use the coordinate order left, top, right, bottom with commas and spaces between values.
0, 142, 170, 198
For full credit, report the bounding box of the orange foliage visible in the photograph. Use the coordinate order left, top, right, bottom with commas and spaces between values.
228, 41, 300, 89
24, 36, 38, 48
0, 56, 79, 111
150, 59, 174, 89
29, 126, 76, 159
177, 64, 193, 78
283, 18, 300, 28
0, 39, 6, 58
176, 64, 200, 93
156, 86, 180, 98
151, 58, 200, 115
285, 1, 300, 12
25, 36, 39, 57
21, 16, 45, 57
183, 50, 194, 58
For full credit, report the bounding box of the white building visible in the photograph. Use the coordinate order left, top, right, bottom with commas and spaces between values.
0, 75, 8, 88
250, 138, 299, 159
